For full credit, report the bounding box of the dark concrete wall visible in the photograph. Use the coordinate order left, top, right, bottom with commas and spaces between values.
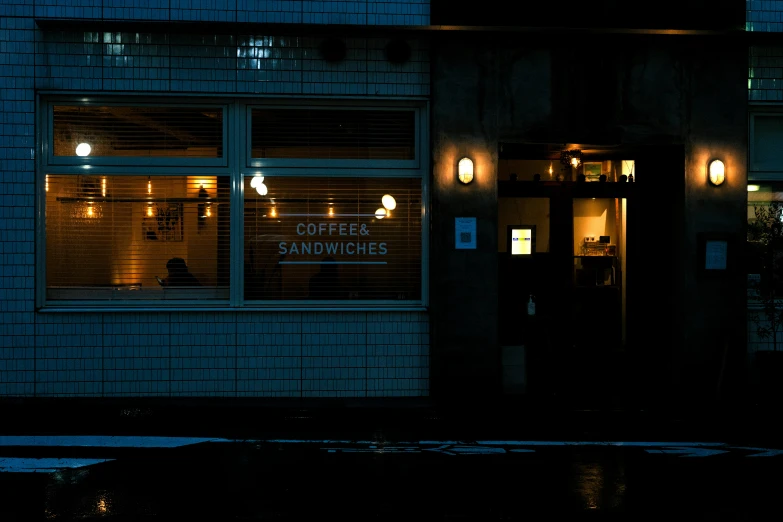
432, 0, 745, 30
430, 34, 748, 404
430, 43, 500, 398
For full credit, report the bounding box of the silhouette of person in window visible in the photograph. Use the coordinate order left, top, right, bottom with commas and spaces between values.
159, 257, 201, 287
308, 257, 341, 299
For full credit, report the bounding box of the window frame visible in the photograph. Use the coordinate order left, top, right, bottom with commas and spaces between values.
46, 99, 230, 168
750, 110, 783, 179
36, 95, 429, 311
245, 100, 423, 171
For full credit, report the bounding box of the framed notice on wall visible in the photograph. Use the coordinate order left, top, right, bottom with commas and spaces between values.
455, 217, 477, 249
142, 203, 184, 242
697, 232, 735, 277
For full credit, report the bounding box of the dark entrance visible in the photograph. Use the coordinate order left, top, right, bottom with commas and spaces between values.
497, 144, 685, 408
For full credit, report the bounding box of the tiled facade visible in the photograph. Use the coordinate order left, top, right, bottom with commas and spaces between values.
749, 46, 783, 101
747, 0, 783, 32
9, 0, 431, 26
0, 1, 431, 398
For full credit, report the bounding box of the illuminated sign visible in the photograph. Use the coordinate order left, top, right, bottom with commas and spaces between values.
508, 225, 535, 257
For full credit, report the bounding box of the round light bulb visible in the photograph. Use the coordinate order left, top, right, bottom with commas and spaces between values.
250, 175, 264, 189
256, 182, 268, 196
75, 143, 91, 156
381, 194, 397, 211
375, 208, 386, 219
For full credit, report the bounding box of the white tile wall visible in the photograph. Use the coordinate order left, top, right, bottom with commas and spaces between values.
0, 6, 430, 398
748, 0, 783, 32
749, 46, 783, 101
21, 0, 430, 26
23, 312, 429, 397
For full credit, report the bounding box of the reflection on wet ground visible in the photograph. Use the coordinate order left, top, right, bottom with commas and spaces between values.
1, 437, 782, 520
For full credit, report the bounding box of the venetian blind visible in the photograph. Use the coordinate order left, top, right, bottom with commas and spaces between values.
52, 106, 223, 158
45, 174, 231, 301
250, 108, 416, 160
243, 176, 422, 301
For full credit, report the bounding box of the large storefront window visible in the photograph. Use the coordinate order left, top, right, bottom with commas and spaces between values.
243, 177, 422, 301
38, 98, 427, 308
45, 175, 230, 302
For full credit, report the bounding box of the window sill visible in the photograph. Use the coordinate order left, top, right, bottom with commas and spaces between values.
38, 304, 429, 313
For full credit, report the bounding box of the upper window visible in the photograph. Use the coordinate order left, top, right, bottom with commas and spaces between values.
250, 108, 415, 160
751, 114, 783, 177
50, 104, 225, 166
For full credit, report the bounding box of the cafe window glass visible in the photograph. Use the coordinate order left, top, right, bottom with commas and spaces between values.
244, 176, 422, 302
49, 104, 225, 166
39, 98, 427, 308
45, 174, 230, 302
250, 107, 415, 161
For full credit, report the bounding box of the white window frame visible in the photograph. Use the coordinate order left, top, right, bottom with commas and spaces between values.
36, 95, 430, 311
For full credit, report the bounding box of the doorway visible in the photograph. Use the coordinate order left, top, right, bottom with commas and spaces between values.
497, 155, 638, 404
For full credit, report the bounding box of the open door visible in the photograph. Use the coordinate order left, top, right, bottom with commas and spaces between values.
498, 150, 640, 405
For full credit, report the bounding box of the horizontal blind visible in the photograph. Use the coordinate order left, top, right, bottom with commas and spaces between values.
251, 108, 416, 160
243, 176, 422, 301
45, 175, 230, 301
52, 106, 223, 158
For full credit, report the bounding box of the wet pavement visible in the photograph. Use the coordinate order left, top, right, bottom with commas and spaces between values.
1, 400, 783, 520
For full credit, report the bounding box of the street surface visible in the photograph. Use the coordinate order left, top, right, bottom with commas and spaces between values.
1, 430, 782, 520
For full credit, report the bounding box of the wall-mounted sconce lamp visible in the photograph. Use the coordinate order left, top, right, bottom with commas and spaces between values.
198, 184, 209, 231
458, 157, 474, 184
708, 159, 725, 186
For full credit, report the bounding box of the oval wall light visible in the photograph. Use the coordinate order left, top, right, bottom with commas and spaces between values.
708, 159, 725, 186
458, 157, 474, 184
